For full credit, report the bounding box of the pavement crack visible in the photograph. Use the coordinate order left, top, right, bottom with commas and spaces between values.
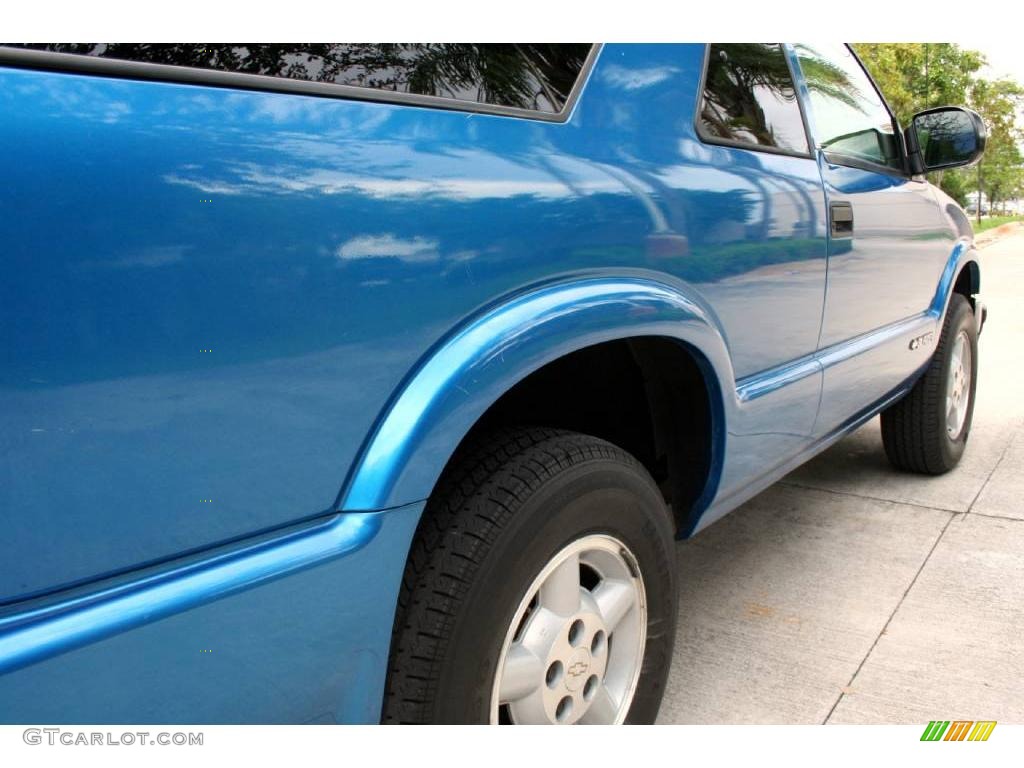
965, 425, 1019, 517
963, 510, 1024, 523
822, 511, 956, 724
818, 422, 1020, 723
778, 481, 963, 515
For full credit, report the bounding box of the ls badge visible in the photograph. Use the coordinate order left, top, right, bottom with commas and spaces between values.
909, 332, 935, 351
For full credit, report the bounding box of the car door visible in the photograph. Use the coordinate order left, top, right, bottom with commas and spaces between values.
791, 43, 950, 435
680, 42, 828, 506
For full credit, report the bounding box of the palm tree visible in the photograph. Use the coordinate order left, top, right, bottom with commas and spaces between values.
15, 43, 591, 112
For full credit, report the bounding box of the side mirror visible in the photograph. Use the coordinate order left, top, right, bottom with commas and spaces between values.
905, 107, 987, 174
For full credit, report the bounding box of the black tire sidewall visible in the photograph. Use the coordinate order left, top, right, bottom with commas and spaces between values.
431, 457, 677, 724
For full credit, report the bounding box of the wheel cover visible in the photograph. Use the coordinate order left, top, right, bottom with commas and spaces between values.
946, 330, 972, 440
489, 534, 647, 724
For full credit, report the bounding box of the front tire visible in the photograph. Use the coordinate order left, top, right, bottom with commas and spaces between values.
881, 293, 978, 474
382, 427, 677, 724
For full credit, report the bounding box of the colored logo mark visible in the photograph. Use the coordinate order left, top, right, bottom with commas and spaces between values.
920, 720, 996, 741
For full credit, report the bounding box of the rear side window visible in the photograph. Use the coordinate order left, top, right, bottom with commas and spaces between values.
4, 44, 592, 114
698, 43, 809, 155
793, 43, 902, 171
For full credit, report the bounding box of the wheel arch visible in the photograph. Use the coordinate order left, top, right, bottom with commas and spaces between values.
335, 276, 732, 530
930, 239, 981, 319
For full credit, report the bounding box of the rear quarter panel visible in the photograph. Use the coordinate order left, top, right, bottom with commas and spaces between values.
1, 43, 825, 608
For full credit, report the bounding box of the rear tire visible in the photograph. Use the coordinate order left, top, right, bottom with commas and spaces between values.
382, 427, 677, 724
881, 293, 978, 474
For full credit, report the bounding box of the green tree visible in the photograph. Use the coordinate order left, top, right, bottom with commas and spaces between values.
854, 43, 1023, 211
853, 43, 984, 123
852, 43, 923, 124
967, 78, 1024, 214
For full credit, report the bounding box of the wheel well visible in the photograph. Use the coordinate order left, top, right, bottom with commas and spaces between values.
954, 260, 980, 306
433, 337, 714, 537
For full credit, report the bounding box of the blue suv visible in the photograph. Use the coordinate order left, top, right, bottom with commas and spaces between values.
0, 43, 986, 724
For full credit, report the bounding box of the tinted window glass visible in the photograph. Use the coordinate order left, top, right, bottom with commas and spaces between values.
794, 43, 902, 170
698, 43, 809, 154
5, 44, 592, 113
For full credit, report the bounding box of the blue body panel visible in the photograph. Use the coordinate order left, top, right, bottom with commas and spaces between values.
0, 502, 423, 723
0, 44, 977, 721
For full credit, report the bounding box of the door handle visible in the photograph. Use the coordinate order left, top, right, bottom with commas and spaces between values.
830, 201, 853, 238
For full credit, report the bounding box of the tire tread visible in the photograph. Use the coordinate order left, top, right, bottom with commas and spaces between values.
381, 426, 650, 724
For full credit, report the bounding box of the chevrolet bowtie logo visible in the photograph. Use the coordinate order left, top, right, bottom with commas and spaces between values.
568, 661, 589, 677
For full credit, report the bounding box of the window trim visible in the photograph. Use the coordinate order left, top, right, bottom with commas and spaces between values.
820, 150, 911, 179
694, 43, 816, 161
0, 44, 600, 123
794, 43, 910, 178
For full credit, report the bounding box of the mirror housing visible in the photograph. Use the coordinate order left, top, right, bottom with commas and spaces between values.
905, 107, 987, 175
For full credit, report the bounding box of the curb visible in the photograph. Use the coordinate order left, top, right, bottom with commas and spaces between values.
975, 221, 1023, 249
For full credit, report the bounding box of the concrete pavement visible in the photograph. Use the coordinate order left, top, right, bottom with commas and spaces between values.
658, 230, 1024, 724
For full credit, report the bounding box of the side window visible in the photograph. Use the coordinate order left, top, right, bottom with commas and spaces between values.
794, 43, 903, 172
698, 43, 810, 155
3, 44, 592, 114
